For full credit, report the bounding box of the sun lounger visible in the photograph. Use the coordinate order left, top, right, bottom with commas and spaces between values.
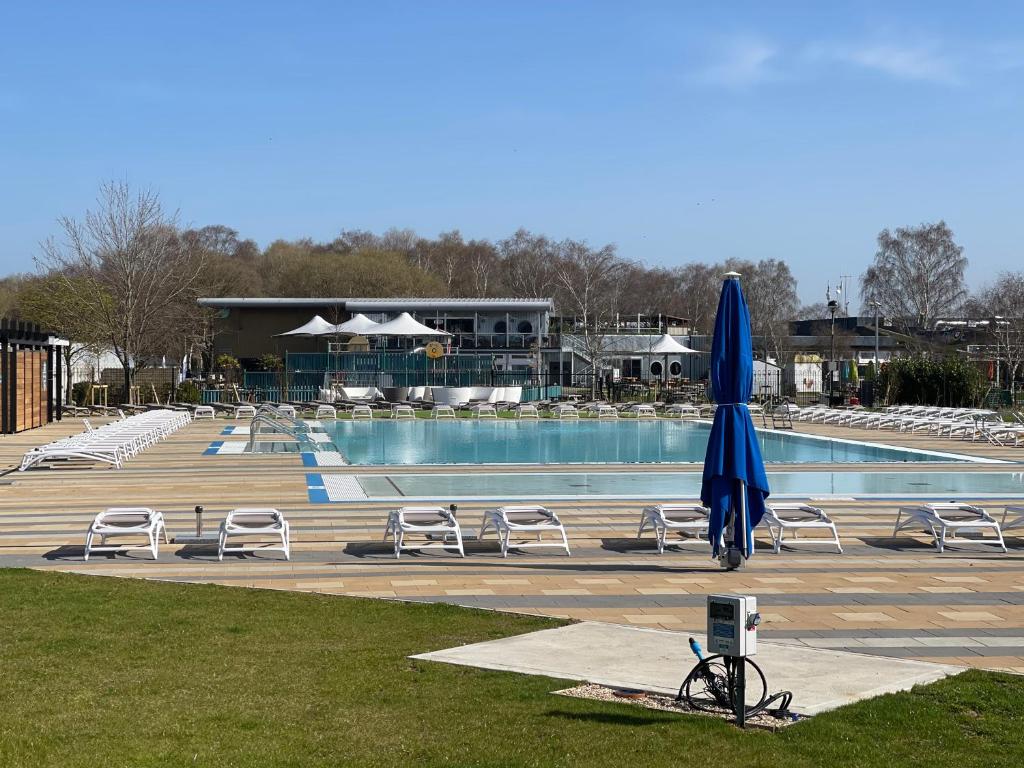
551, 404, 579, 419
763, 503, 842, 554
894, 503, 1007, 553
385, 506, 464, 558
392, 404, 416, 420
85, 507, 168, 560
595, 404, 618, 419
233, 405, 257, 419
351, 405, 373, 420
664, 404, 700, 419
432, 405, 456, 419
479, 505, 570, 557
470, 404, 497, 419
514, 404, 539, 419
637, 504, 710, 553
628, 404, 657, 419
218, 508, 290, 561
315, 404, 337, 419
194, 405, 216, 419
1002, 505, 1024, 534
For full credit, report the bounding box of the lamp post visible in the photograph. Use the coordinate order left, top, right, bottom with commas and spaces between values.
828, 299, 839, 404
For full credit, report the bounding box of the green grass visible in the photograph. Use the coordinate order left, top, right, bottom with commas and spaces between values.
2, 570, 1022, 767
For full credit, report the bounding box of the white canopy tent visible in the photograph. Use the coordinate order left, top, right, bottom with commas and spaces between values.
275, 315, 338, 337
332, 313, 382, 335
371, 312, 451, 337
649, 334, 698, 354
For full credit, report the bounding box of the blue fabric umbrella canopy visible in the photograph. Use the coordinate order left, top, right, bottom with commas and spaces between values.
700, 273, 770, 559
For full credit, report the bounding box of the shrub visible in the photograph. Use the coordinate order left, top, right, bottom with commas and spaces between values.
879, 355, 985, 407
176, 381, 201, 404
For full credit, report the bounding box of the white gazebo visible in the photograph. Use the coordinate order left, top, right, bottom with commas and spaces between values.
331, 313, 382, 335
371, 312, 451, 338
275, 315, 338, 337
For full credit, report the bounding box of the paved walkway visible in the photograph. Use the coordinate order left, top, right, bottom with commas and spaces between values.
2, 416, 1023, 673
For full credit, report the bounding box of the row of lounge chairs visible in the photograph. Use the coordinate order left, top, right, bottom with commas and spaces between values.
778, 403, 1024, 445
20, 409, 191, 471
82, 500, 1024, 562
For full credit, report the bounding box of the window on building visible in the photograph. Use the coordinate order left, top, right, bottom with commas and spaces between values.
669, 361, 683, 376
493, 321, 507, 334
650, 360, 663, 377
516, 320, 533, 334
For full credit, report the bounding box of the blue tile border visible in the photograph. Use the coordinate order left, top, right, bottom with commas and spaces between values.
305, 472, 328, 503
203, 441, 224, 456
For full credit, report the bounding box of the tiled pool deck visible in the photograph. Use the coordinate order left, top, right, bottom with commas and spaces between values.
2, 417, 1023, 673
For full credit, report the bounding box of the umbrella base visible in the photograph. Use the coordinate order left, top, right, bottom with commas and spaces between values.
719, 546, 745, 570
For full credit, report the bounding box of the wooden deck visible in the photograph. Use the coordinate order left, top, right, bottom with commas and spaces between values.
2, 415, 1023, 673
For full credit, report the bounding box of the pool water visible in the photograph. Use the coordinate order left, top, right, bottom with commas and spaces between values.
350, 470, 1024, 500
324, 419, 976, 466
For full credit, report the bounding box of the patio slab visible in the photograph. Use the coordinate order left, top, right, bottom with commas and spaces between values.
412, 621, 964, 715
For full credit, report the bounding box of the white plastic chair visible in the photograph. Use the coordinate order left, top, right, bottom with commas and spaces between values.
432, 405, 456, 419
85, 507, 167, 560
385, 506, 464, 559
315, 404, 337, 419
470, 404, 498, 419
637, 504, 710, 554
479, 505, 570, 557
351, 405, 373, 420
392, 404, 415, 420
218, 508, 290, 560
763, 503, 842, 554
194, 405, 215, 419
894, 503, 1006, 553
514, 404, 539, 419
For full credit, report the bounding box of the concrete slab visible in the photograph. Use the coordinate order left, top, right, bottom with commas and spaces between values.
412, 621, 964, 715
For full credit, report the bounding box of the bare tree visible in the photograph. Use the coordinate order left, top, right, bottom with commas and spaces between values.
731, 258, 799, 365
973, 271, 1024, 392
37, 181, 205, 394
860, 221, 968, 331
552, 240, 626, 395
496, 229, 558, 298
674, 262, 721, 334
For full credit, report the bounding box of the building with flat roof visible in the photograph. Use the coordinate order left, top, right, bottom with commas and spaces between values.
199, 297, 556, 369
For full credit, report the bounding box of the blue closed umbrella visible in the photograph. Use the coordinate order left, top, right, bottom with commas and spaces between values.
700, 273, 770, 562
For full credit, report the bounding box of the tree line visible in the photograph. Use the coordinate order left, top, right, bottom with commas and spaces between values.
0, 182, 1020, 395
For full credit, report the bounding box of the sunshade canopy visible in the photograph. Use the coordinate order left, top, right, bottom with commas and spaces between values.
649, 333, 699, 354
275, 315, 337, 337
333, 313, 382, 335
370, 312, 451, 337
700, 273, 771, 558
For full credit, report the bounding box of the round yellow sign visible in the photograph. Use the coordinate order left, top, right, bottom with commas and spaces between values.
425, 341, 445, 359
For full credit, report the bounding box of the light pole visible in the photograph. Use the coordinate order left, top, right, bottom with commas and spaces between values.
828, 299, 839, 405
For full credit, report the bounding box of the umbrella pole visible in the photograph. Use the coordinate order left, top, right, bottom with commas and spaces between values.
720, 479, 746, 570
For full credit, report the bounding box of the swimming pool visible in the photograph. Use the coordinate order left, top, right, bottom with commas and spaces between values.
323, 419, 983, 466
309, 469, 1024, 501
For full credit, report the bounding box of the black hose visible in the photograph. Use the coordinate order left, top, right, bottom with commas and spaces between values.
676, 654, 793, 720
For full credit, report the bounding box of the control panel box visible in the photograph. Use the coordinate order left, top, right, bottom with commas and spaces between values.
707, 594, 759, 657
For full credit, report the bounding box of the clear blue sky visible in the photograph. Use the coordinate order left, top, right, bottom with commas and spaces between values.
2, 1, 1022, 304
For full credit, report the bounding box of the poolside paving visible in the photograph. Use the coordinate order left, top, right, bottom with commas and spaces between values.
1, 415, 1023, 673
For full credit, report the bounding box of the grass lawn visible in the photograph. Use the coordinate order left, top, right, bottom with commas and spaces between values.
1, 569, 1022, 767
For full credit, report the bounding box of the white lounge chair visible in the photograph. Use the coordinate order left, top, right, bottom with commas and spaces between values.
194, 405, 216, 419
315, 404, 337, 419
432, 405, 456, 419
218, 508, 290, 561
637, 504, 710, 554
664, 404, 699, 419
277, 404, 297, 419
479, 505, 570, 557
234, 405, 257, 419
84, 507, 167, 560
470, 404, 498, 419
894, 503, 1007, 553
630, 404, 657, 419
385, 506, 464, 559
551, 404, 579, 420
514, 404, 539, 419
595, 404, 618, 419
1002, 505, 1024, 534
351, 405, 373, 420
392, 404, 415, 420
763, 503, 842, 554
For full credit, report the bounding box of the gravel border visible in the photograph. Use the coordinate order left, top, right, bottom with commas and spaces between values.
553, 684, 805, 731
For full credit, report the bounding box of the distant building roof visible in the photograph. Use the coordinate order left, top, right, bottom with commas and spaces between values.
198, 297, 554, 312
